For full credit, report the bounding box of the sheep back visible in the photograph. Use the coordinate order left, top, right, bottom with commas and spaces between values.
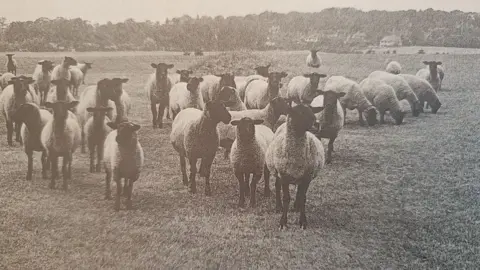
169, 82, 205, 116
103, 130, 144, 177
146, 73, 173, 104
360, 78, 402, 114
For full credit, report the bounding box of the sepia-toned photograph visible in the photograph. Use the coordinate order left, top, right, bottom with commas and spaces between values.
0, 0, 478, 268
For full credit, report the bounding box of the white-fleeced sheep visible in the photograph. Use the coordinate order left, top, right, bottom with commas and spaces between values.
0, 76, 39, 146
69, 66, 84, 97
146, 62, 174, 128
106, 78, 131, 123
306, 49, 321, 68
385, 60, 402, 74
41, 100, 81, 190
399, 74, 442, 114
265, 103, 324, 229
416, 61, 442, 92
237, 75, 267, 102
325, 76, 378, 126
170, 100, 231, 195
310, 90, 346, 164
286, 73, 326, 106
103, 121, 144, 211
75, 62, 93, 84
359, 78, 405, 125
236, 65, 271, 101
84, 106, 113, 173
5, 54, 17, 75
11, 102, 53, 180
0, 72, 15, 90
244, 71, 288, 109
32, 60, 54, 105
223, 86, 247, 111
229, 118, 274, 207
199, 73, 237, 104
169, 77, 205, 120
169, 69, 193, 85
51, 56, 77, 81
368, 70, 421, 117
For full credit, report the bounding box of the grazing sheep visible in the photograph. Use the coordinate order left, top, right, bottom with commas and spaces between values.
103, 121, 144, 211
265, 104, 324, 229
51, 56, 77, 81
76, 62, 93, 84
399, 74, 442, 114
170, 100, 231, 195
368, 71, 421, 117
199, 73, 237, 104
306, 49, 321, 68
11, 103, 53, 180
416, 61, 442, 92
5, 54, 17, 75
244, 71, 288, 109
310, 90, 346, 164
0, 76, 39, 146
84, 106, 113, 173
325, 76, 378, 126
385, 60, 402, 74
41, 100, 81, 190
286, 73, 326, 106
169, 76, 205, 120
230, 118, 274, 207
146, 62, 174, 128
45, 79, 76, 104
32, 60, 54, 105
359, 78, 405, 125
0, 72, 15, 90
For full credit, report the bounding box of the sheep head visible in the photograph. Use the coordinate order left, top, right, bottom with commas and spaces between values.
216, 86, 237, 107
231, 117, 264, 141
286, 103, 322, 135
51, 78, 73, 101
215, 73, 236, 90
267, 71, 288, 98
254, 64, 271, 77
151, 62, 174, 81
45, 100, 79, 123
176, 69, 193, 83
365, 107, 378, 126
391, 110, 406, 125
107, 121, 141, 149
38, 60, 55, 72
109, 78, 129, 102
270, 97, 290, 117
430, 99, 442, 114
317, 90, 346, 127
9, 76, 34, 102
303, 72, 327, 93
205, 100, 231, 124
186, 77, 203, 92
63, 56, 78, 66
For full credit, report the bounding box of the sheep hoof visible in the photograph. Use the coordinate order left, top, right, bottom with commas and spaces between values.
42, 173, 48, 180
114, 205, 120, 212
126, 200, 133, 210
49, 183, 55, 189
26, 174, 32, 181
299, 220, 307, 229
275, 205, 283, 213
189, 186, 196, 194
279, 218, 288, 229
238, 201, 245, 208
96, 165, 102, 173
249, 201, 256, 208
205, 189, 212, 196
105, 194, 112, 200
264, 188, 271, 197
182, 177, 188, 186
326, 158, 332, 164
90, 166, 95, 173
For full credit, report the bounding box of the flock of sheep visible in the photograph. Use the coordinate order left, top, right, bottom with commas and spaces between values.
0, 50, 444, 228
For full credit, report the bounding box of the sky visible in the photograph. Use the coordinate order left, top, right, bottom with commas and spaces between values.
1, 0, 479, 24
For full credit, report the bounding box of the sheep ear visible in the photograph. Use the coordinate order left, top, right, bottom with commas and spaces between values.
281, 72, 288, 78
86, 107, 96, 112
38, 60, 45, 64
198, 77, 204, 82
422, 61, 429, 65
337, 92, 347, 98
310, 106, 324, 114
121, 78, 129, 83
230, 120, 240, 126
69, 101, 80, 109
317, 90, 325, 95
188, 70, 193, 74
319, 74, 327, 78
176, 70, 181, 74
151, 63, 157, 68
253, 119, 264, 125
167, 64, 174, 69
266, 64, 271, 68
131, 124, 141, 131
106, 122, 117, 129
7, 80, 15, 85
45, 102, 53, 108
303, 73, 312, 78
436, 61, 442, 65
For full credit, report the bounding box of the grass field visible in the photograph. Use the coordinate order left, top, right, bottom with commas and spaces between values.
0, 50, 479, 269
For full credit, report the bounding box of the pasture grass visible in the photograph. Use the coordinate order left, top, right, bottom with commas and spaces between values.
0, 50, 479, 269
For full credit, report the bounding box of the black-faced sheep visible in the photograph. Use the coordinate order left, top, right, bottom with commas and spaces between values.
146, 62, 175, 128
169, 77, 205, 120
5, 54, 17, 75
286, 73, 326, 106
244, 71, 288, 109
306, 49, 321, 68
32, 60, 55, 105
416, 61, 442, 92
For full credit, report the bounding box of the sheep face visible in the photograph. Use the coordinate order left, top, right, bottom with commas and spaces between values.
51, 78, 73, 99
287, 104, 321, 135
309, 49, 319, 57
186, 77, 203, 92
9, 77, 34, 103
107, 121, 140, 149
318, 90, 346, 126
254, 64, 271, 77
365, 107, 378, 126
267, 72, 288, 98
176, 69, 193, 83
6, 54, 14, 58
304, 72, 327, 92
391, 110, 405, 125
217, 86, 237, 107
270, 97, 290, 116
430, 99, 442, 114
83, 62, 93, 69
215, 73, 237, 90
45, 100, 79, 124
12, 103, 38, 123
38, 60, 54, 72
231, 117, 264, 141
64, 56, 78, 66
108, 78, 129, 102
151, 63, 174, 82
205, 100, 231, 124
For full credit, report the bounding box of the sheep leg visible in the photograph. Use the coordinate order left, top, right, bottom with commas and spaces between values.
15, 121, 22, 144
235, 171, 245, 208
179, 154, 188, 186
26, 151, 33, 181
96, 142, 104, 173
62, 155, 70, 191
114, 173, 122, 211
41, 151, 48, 179
244, 173, 250, 197
157, 103, 165, 129
49, 155, 58, 189
358, 109, 365, 126
188, 158, 197, 194
343, 107, 347, 125
326, 137, 336, 164
165, 106, 171, 120
250, 173, 261, 207
81, 129, 86, 153
293, 186, 302, 212
275, 176, 283, 213
125, 179, 134, 210
201, 155, 215, 196
280, 178, 291, 229
89, 143, 96, 173
263, 165, 271, 197
298, 180, 311, 229
105, 169, 112, 200
150, 103, 158, 128
6, 121, 13, 146
380, 112, 385, 124
123, 179, 129, 197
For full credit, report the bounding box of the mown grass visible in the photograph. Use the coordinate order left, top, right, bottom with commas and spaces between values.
0, 50, 479, 269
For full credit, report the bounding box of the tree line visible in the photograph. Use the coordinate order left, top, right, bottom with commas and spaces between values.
1, 8, 480, 52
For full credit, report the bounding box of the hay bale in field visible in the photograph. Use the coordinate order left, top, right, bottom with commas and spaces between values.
188, 52, 275, 76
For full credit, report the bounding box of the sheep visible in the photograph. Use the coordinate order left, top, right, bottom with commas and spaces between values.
0, 72, 15, 90
359, 78, 405, 125
416, 61, 442, 92
69, 66, 85, 97
244, 71, 288, 109
217, 97, 290, 159
438, 65, 445, 82
84, 106, 113, 173
169, 69, 193, 85
399, 74, 442, 114
51, 56, 77, 81
5, 54, 17, 75
106, 78, 131, 123
169, 76, 205, 120
385, 60, 402, 74
45, 79, 76, 104
41, 100, 81, 190
146, 62, 175, 128
103, 120, 144, 211
75, 62, 93, 84
325, 76, 378, 126
229, 117, 274, 207
199, 73, 237, 104
11, 103, 53, 180
0, 76, 39, 146
368, 71, 421, 117
265, 103, 324, 229
306, 49, 321, 68
235, 64, 271, 100
286, 73, 327, 106
32, 60, 54, 105
222, 86, 246, 111
237, 75, 267, 102
170, 100, 231, 195
310, 90, 346, 164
